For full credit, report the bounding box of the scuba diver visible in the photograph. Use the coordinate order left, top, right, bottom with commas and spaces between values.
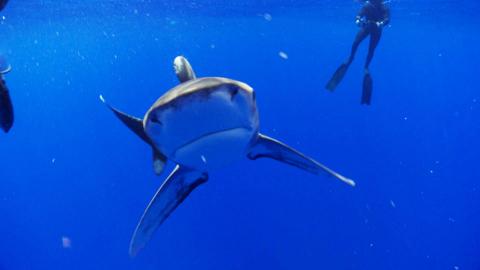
0, 0, 8, 11
0, 66, 13, 133
325, 0, 390, 105
0, 0, 12, 133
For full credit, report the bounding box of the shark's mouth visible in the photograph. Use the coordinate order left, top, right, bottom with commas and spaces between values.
172, 127, 255, 169
175, 127, 252, 153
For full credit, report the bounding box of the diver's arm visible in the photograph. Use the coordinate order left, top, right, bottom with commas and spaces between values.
376, 7, 390, 27
355, 6, 367, 26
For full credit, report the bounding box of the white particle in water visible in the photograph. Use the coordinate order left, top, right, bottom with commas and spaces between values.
62, 236, 72, 248
279, 51, 288, 59
264, 13, 272, 21
390, 200, 396, 208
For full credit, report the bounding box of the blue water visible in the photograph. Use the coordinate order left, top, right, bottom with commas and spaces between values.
0, 1, 479, 269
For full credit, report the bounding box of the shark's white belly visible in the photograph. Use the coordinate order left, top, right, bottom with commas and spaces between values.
173, 127, 254, 170
145, 82, 259, 171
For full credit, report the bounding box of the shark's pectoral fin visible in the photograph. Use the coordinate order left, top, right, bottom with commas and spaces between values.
129, 165, 208, 257
100, 95, 150, 144
152, 148, 167, 175
100, 95, 169, 175
247, 134, 355, 187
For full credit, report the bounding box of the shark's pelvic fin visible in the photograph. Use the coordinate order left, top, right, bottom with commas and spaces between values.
173, 56, 196, 83
129, 165, 208, 257
152, 148, 167, 175
247, 133, 355, 187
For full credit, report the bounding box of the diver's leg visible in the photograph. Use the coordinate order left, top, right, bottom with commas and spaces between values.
326, 28, 369, 91
361, 28, 382, 105
347, 28, 369, 65
364, 28, 382, 70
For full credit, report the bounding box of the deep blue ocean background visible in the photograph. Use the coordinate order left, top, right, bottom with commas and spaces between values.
1, 0, 479, 269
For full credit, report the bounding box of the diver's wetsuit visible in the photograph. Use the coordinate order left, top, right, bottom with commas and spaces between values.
0, 0, 11, 132
347, 1, 390, 69
0, 0, 8, 11
0, 77, 13, 132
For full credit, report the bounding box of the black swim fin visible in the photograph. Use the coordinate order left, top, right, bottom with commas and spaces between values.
326, 63, 349, 91
0, 81, 13, 133
361, 72, 373, 105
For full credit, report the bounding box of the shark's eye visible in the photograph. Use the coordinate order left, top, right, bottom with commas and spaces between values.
227, 84, 241, 102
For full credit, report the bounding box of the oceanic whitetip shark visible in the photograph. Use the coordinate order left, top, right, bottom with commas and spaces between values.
101, 56, 355, 256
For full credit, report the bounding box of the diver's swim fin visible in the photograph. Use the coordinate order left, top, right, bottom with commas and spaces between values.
361, 72, 373, 105
326, 63, 349, 91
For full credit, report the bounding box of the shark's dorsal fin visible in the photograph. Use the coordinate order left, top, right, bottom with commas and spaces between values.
173, 56, 196, 83
100, 95, 168, 175
247, 133, 355, 187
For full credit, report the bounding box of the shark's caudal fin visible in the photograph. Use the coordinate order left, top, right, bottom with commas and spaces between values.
173, 56, 196, 83
129, 165, 208, 257
100, 95, 167, 175
247, 134, 355, 187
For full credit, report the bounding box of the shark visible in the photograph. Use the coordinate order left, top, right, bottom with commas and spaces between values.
101, 56, 355, 256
